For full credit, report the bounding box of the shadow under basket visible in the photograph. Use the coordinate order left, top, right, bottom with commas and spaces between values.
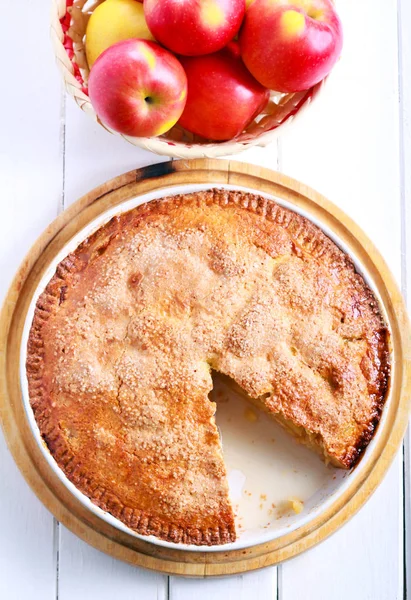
51, 0, 326, 158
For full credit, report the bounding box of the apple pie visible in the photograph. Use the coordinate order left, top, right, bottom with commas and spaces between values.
26, 189, 390, 545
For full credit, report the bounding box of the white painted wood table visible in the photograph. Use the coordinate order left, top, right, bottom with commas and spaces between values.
1, 0, 410, 598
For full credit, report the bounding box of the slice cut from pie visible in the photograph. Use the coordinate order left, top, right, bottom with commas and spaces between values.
26, 189, 390, 546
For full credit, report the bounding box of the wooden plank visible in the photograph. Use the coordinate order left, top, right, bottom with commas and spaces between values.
170, 569, 277, 600
227, 144, 279, 170
58, 97, 170, 598
63, 99, 168, 207
278, 0, 404, 598
0, 436, 57, 600
61, 119, 278, 595
398, 0, 411, 595
58, 528, 168, 600
0, 1, 64, 599
62, 121, 280, 600
168, 145, 279, 598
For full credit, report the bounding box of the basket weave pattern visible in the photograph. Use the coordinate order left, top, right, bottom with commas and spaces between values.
51, 0, 325, 158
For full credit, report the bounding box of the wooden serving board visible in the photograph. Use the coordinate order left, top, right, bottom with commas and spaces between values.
1, 159, 410, 577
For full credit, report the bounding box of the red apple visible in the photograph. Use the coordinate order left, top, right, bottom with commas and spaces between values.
178, 44, 269, 141
240, 0, 343, 92
144, 0, 245, 56
88, 40, 187, 137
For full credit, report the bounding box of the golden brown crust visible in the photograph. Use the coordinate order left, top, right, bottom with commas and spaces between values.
26, 189, 390, 545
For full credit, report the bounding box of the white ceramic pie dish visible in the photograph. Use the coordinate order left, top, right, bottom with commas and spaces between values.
19, 182, 392, 553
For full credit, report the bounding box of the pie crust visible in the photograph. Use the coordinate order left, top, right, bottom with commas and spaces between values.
26, 189, 390, 546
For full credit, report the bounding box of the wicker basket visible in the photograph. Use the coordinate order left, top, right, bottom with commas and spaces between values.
51, 0, 326, 158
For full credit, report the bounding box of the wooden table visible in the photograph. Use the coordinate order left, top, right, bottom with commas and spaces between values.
1, 0, 410, 598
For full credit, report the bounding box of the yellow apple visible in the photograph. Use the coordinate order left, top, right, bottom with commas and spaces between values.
86, 0, 154, 69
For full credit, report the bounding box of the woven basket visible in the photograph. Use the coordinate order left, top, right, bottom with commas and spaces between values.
51, 0, 326, 158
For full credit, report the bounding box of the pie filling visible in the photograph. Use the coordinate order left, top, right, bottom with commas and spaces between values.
214, 373, 341, 467
26, 189, 390, 546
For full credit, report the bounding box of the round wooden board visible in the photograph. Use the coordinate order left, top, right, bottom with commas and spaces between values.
1, 159, 410, 577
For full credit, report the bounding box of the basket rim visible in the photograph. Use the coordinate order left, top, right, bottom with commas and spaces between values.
50, 0, 328, 158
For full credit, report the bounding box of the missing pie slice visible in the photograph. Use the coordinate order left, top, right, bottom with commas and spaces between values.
26, 189, 390, 546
